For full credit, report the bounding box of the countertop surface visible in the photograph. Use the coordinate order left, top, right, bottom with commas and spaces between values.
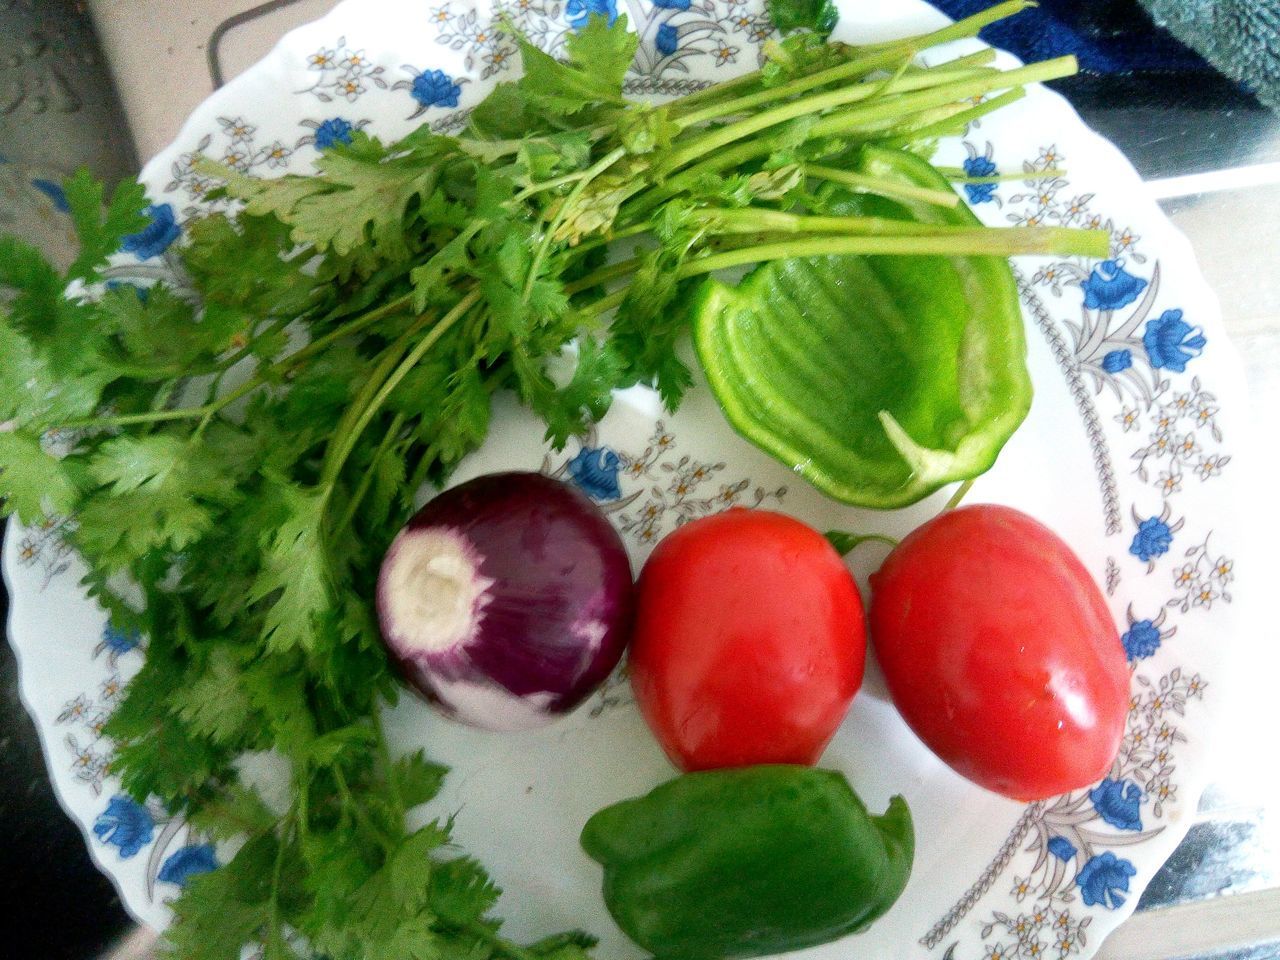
2, 1, 1278, 958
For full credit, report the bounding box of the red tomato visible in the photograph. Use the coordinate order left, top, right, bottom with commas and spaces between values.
628, 508, 865, 771
869, 505, 1129, 800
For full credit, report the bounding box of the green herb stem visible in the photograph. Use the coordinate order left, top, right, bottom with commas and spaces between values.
872, 87, 1026, 148
318, 289, 482, 494
677, 61, 999, 132
288, 292, 416, 367
335, 411, 407, 534
938, 166, 1067, 184
672, 45, 922, 128
806, 57, 1076, 140
667, 0, 1028, 118
527, 146, 627, 298
695, 208, 988, 235
860, 0, 1034, 53
804, 165, 960, 207
563, 257, 642, 295
677, 226, 1109, 275
943, 478, 975, 511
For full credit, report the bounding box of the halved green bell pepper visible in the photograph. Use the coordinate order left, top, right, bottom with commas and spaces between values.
691, 145, 1032, 509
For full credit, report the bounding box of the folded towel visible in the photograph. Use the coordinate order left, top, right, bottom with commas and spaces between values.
930, 0, 1269, 107
931, 0, 1211, 73
1139, 0, 1280, 109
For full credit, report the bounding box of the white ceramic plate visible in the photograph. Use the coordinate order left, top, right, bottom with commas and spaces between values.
3, 1, 1259, 957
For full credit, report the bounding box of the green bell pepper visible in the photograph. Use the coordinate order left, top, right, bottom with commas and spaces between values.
580, 765, 914, 959
691, 145, 1035, 509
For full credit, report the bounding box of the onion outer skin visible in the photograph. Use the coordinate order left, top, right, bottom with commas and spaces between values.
376, 471, 635, 731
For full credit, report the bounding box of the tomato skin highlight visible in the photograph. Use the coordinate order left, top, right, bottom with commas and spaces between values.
627, 509, 866, 771
869, 505, 1129, 800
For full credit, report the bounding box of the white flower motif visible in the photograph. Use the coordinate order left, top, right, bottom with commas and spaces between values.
1173, 432, 1200, 461
221, 146, 252, 172
1173, 562, 1198, 589
1192, 583, 1218, 609
339, 48, 371, 76
1210, 556, 1234, 583
255, 141, 294, 169
482, 43, 516, 73
1010, 876, 1034, 902
1152, 407, 1177, 436
17, 536, 39, 564
99, 674, 124, 704
714, 42, 739, 65
1115, 406, 1140, 432
57, 694, 92, 724
307, 47, 338, 71
218, 116, 256, 143
1156, 468, 1182, 497
333, 75, 366, 101
1035, 144, 1062, 167
1113, 225, 1140, 251
1195, 454, 1225, 480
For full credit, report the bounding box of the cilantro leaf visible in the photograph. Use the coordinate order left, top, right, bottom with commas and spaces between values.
512, 14, 633, 116
172, 645, 257, 746
209, 144, 437, 269
165, 833, 279, 960
249, 481, 335, 653
564, 13, 640, 91
186, 783, 279, 841
0, 431, 82, 523
767, 0, 838, 37
0, 316, 110, 427
394, 750, 449, 809
62, 170, 150, 282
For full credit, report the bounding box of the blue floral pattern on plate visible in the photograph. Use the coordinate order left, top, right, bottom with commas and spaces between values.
93, 795, 154, 858
158, 844, 220, 887
120, 204, 181, 260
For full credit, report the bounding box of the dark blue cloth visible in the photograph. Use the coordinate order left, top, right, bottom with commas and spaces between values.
930, 0, 1216, 76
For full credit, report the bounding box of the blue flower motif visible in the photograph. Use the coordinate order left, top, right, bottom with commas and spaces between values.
314, 117, 354, 149
1129, 516, 1172, 563
565, 0, 618, 28
93, 795, 154, 858
1048, 836, 1077, 861
653, 0, 691, 8
411, 70, 462, 109
102, 622, 142, 655
1102, 349, 1132, 373
567, 447, 623, 501
656, 23, 679, 56
1143, 309, 1206, 373
1077, 851, 1137, 909
962, 154, 997, 204
31, 178, 70, 212
1089, 778, 1143, 831
121, 203, 181, 260
157, 844, 219, 887
1122, 618, 1162, 662
1081, 260, 1148, 311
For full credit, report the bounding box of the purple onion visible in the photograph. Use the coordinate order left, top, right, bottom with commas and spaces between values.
376, 471, 635, 731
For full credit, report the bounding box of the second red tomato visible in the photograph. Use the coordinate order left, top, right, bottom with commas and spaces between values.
628, 509, 866, 771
